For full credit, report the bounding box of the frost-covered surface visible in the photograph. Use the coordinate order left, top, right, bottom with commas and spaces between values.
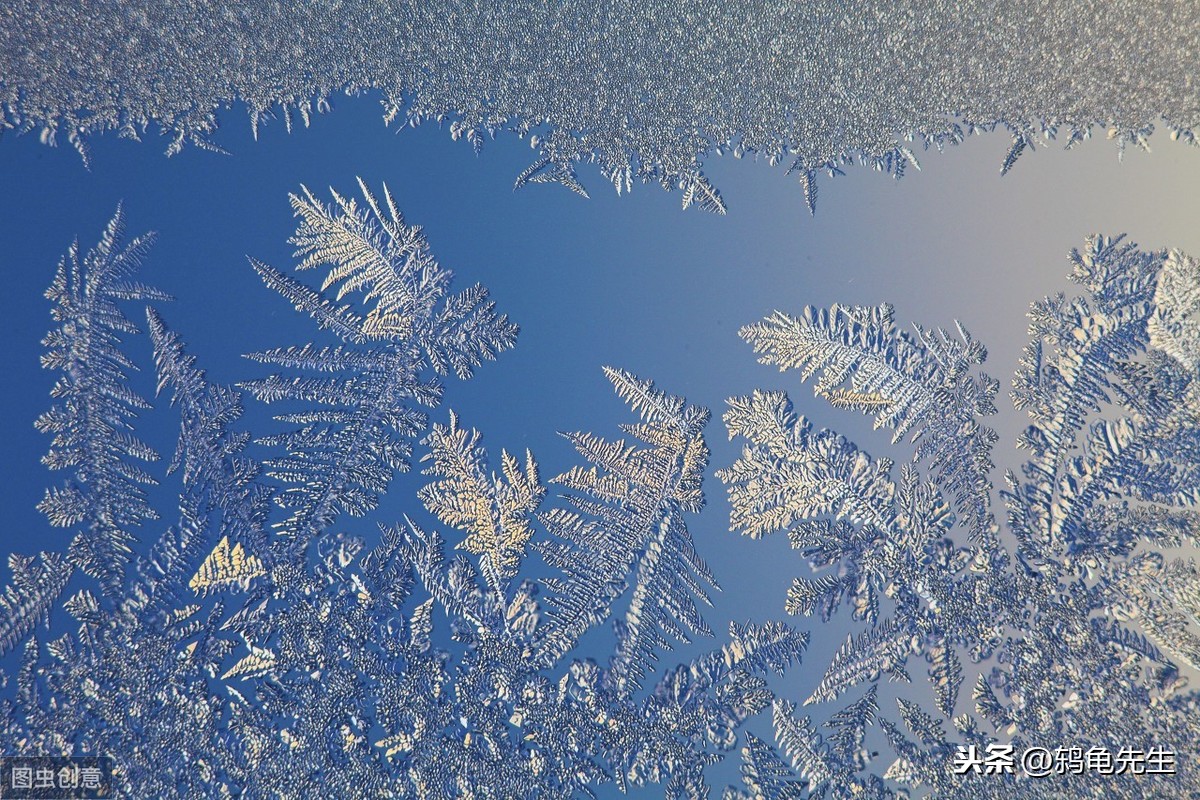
3, 182, 1198, 797
720, 235, 1200, 797
0, 189, 809, 798
2, 1, 1198, 211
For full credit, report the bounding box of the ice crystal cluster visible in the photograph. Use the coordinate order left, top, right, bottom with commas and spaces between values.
0, 184, 810, 798
3, 1, 1199, 212
3, 175, 1198, 798
719, 236, 1200, 798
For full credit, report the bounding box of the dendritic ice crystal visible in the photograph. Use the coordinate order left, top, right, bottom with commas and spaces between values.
719, 236, 1200, 798
2, 2, 1199, 213
0, 184, 808, 798
3, 178, 1197, 799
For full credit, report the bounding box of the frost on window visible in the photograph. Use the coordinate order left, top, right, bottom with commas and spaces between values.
240, 178, 518, 559
720, 234, 1200, 797
26, 207, 170, 604
0, 196, 807, 797
2, 2, 1197, 212
2, 169, 1197, 796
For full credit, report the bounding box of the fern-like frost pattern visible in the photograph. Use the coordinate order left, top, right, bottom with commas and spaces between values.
1, 196, 807, 798
30, 207, 170, 600
721, 235, 1200, 797
241, 178, 517, 558
4, 186, 1197, 797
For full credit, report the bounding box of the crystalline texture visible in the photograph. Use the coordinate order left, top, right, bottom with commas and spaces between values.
2, 2, 1197, 211
721, 234, 1200, 798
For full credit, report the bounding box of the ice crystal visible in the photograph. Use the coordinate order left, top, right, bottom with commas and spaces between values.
188, 536, 266, 596
241, 178, 517, 558
31, 207, 171, 599
720, 235, 1200, 797
2, 2, 1198, 211
1, 195, 806, 797
3, 178, 1197, 798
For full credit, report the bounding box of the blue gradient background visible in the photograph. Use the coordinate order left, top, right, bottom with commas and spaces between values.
1, 99, 1199, 794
